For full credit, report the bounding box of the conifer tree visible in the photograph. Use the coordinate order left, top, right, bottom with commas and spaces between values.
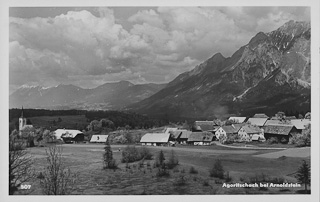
103, 139, 116, 169
295, 160, 310, 192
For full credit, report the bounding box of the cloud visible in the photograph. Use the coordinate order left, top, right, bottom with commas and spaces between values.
9, 7, 310, 92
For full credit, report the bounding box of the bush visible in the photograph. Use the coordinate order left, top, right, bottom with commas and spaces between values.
280, 137, 288, 144
173, 175, 187, 186
156, 167, 170, 177
121, 146, 153, 163
289, 128, 311, 147
267, 137, 279, 144
154, 150, 166, 168
209, 159, 225, 179
189, 166, 198, 174
202, 180, 210, 186
139, 147, 153, 160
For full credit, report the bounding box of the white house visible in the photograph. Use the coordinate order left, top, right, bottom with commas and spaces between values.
238, 125, 264, 142
90, 135, 109, 143
53, 129, 83, 140
140, 133, 171, 146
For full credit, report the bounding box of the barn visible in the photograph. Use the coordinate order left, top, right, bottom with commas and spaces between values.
263, 125, 299, 142
187, 132, 215, 146
53, 129, 84, 143
140, 133, 172, 146
90, 135, 109, 143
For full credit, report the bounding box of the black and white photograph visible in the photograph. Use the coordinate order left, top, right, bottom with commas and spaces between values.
1, 0, 319, 201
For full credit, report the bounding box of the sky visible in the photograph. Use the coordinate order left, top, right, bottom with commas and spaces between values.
9, 7, 310, 93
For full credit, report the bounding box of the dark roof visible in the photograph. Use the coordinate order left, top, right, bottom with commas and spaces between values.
221, 125, 238, 134
263, 125, 294, 135
180, 131, 192, 139
253, 113, 269, 118
247, 118, 268, 127
241, 125, 262, 134
187, 132, 215, 142
170, 131, 182, 139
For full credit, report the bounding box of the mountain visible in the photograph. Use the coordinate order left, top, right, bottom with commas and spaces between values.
9, 81, 166, 110
128, 20, 311, 120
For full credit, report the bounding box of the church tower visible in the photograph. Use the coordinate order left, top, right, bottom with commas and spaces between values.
19, 106, 27, 132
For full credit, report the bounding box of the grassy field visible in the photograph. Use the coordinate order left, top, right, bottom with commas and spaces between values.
15, 143, 310, 195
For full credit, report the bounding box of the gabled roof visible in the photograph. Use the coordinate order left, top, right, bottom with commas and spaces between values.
290, 119, 311, 130
180, 131, 192, 139
252, 113, 269, 118
232, 123, 246, 131
221, 125, 238, 134
140, 133, 170, 143
170, 130, 188, 139
164, 128, 178, 134
263, 125, 294, 135
247, 118, 268, 127
241, 125, 262, 134
228, 117, 247, 123
90, 135, 108, 143
285, 116, 297, 120
265, 120, 292, 127
187, 132, 215, 142
54, 129, 83, 139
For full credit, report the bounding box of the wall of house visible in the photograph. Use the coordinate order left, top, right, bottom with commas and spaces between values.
238, 129, 250, 142
215, 128, 226, 140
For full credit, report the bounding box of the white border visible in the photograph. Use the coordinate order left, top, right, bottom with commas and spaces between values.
1, 0, 319, 202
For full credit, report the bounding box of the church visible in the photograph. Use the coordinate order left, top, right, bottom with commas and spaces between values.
19, 107, 33, 135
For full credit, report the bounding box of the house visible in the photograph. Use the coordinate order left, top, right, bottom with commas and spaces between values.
187, 132, 215, 146
228, 117, 247, 123
178, 131, 192, 144
263, 125, 299, 142
252, 113, 269, 118
238, 125, 264, 142
53, 129, 84, 143
246, 118, 268, 127
290, 119, 311, 132
140, 133, 172, 146
215, 124, 244, 142
90, 135, 109, 143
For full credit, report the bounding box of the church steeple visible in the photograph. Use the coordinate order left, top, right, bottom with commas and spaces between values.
20, 106, 24, 118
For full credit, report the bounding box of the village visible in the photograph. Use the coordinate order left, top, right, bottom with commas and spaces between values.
23, 111, 310, 148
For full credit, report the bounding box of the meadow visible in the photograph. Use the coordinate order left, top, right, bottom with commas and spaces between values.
15, 143, 310, 195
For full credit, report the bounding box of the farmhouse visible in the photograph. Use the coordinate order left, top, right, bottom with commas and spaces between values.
90, 135, 108, 143
228, 117, 247, 123
53, 129, 84, 143
263, 125, 299, 142
178, 131, 192, 144
247, 118, 268, 127
215, 124, 241, 140
140, 133, 172, 146
238, 125, 264, 142
187, 132, 215, 146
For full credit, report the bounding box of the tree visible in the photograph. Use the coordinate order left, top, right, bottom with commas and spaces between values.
20, 127, 36, 147
40, 146, 77, 195
103, 140, 117, 169
295, 160, 310, 192
155, 150, 166, 167
9, 130, 34, 195
167, 150, 179, 169
209, 159, 225, 179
